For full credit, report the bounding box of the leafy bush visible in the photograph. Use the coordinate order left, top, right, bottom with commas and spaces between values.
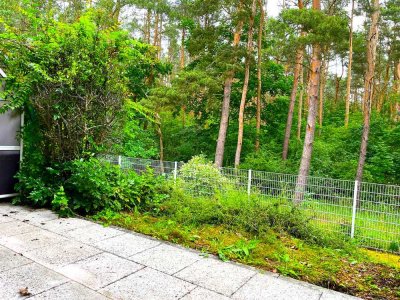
65, 158, 165, 214
52, 186, 72, 217
16, 157, 167, 215
178, 155, 229, 197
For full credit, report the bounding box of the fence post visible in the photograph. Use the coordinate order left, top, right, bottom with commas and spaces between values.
174, 161, 178, 182
118, 155, 122, 168
350, 180, 359, 238
247, 169, 252, 197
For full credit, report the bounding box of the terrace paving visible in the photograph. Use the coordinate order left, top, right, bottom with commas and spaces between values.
0, 202, 361, 300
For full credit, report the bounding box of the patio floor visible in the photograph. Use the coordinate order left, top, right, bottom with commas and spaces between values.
0, 202, 360, 300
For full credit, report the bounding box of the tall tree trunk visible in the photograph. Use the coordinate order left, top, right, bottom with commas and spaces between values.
255, 0, 266, 151
215, 4, 244, 167
146, 9, 152, 44
282, 12, 304, 159
282, 0, 304, 158
345, 0, 355, 127
355, 0, 380, 183
178, 27, 187, 125
297, 63, 304, 140
392, 61, 400, 121
154, 13, 159, 48
377, 60, 390, 112
158, 14, 163, 59
335, 75, 340, 104
319, 57, 328, 134
235, 0, 257, 167
112, 0, 122, 22
180, 28, 186, 69
294, 0, 322, 204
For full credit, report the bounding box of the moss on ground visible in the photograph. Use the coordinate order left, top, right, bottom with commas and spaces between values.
96, 212, 400, 300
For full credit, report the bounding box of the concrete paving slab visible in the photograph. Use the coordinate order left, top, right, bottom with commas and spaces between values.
0, 263, 69, 300
0, 213, 14, 224
0, 245, 32, 272
94, 233, 160, 258
30, 281, 109, 300
58, 252, 144, 290
0, 220, 39, 237
320, 290, 361, 300
181, 287, 231, 300
37, 217, 93, 234
99, 267, 195, 300
0, 203, 32, 215
0, 205, 362, 300
130, 243, 201, 275
175, 258, 256, 296
11, 209, 59, 225
232, 273, 322, 300
1, 229, 69, 253
65, 223, 124, 244
24, 240, 102, 268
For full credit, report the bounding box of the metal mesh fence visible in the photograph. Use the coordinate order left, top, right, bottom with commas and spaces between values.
100, 155, 400, 253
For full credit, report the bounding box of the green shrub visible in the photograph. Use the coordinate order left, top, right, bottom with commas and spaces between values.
65, 158, 166, 214
178, 155, 229, 197
16, 157, 168, 215
153, 187, 350, 249
15, 161, 63, 208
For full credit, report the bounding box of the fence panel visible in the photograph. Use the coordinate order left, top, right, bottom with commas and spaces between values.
100, 155, 400, 253
356, 182, 400, 251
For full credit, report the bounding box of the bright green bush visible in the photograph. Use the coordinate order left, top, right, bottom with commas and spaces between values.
178, 155, 229, 197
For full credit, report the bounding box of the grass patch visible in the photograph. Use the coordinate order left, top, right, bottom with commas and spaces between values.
303, 200, 400, 252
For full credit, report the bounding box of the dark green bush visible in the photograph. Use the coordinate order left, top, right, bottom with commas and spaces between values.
16, 157, 167, 215
65, 158, 167, 214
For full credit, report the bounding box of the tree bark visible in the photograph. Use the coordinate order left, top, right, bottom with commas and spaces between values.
255, 0, 265, 152
282, 0, 304, 159
297, 63, 304, 140
146, 9, 151, 44
294, 0, 321, 204
158, 14, 163, 59
154, 13, 159, 48
355, 0, 380, 183
235, 0, 257, 167
180, 28, 185, 69
395, 61, 400, 121
282, 46, 303, 159
112, 0, 122, 22
318, 57, 328, 134
377, 60, 390, 112
214, 4, 244, 167
344, 0, 354, 127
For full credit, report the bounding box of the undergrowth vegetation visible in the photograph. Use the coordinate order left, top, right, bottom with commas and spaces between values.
89, 158, 398, 299
15, 157, 165, 216
94, 196, 400, 300
12, 149, 400, 299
